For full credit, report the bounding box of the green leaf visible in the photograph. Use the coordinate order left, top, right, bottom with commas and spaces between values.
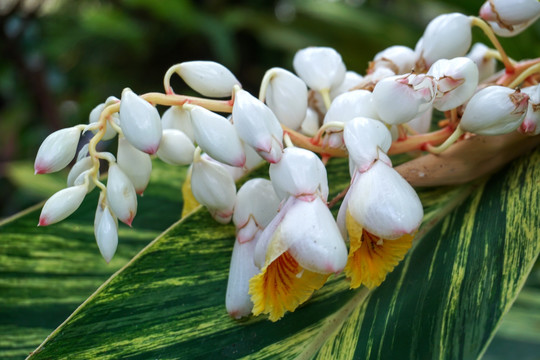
0, 160, 187, 360
23, 148, 540, 359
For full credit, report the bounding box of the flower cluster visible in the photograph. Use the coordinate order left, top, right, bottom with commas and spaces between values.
35, 0, 540, 321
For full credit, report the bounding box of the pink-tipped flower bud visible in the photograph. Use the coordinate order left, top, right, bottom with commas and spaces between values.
264, 68, 308, 130
372, 45, 416, 74
117, 136, 152, 195
293, 46, 346, 91
157, 129, 195, 166
480, 0, 540, 31
34, 126, 82, 174
269, 147, 328, 201
161, 106, 194, 141
232, 88, 283, 163
466, 43, 497, 82
191, 151, 237, 224
39, 184, 87, 226
177, 61, 240, 98
428, 57, 479, 111
119, 89, 162, 155
344, 117, 392, 172
460, 86, 529, 135
519, 85, 540, 135
330, 70, 364, 99
94, 204, 118, 263
188, 105, 245, 168
373, 73, 436, 125
416, 13, 472, 68
107, 163, 137, 226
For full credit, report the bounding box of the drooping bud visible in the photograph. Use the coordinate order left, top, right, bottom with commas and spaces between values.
416, 13, 472, 68
191, 150, 237, 224
460, 86, 529, 135
232, 88, 283, 163
117, 136, 152, 195
264, 68, 308, 130
161, 106, 195, 141
330, 70, 364, 99
157, 129, 195, 166
519, 85, 540, 135
119, 89, 162, 155
269, 147, 328, 201
34, 126, 82, 174
343, 117, 392, 172
466, 43, 497, 81
427, 57, 479, 111
89, 98, 119, 141
107, 163, 137, 226
300, 107, 320, 137
38, 184, 87, 226
188, 105, 246, 168
176, 61, 241, 98
372, 45, 416, 74
293, 47, 346, 91
373, 73, 436, 125
346, 160, 423, 240
94, 204, 118, 263
67, 156, 94, 187
479, 0, 540, 31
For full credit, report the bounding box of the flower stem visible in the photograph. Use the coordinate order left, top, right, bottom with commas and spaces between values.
425, 126, 464, 154
507, 62, 540, 89
163, 64, 182, 94
142, 92, 233, 113
319, 88, 332, 110
470, 16, 515, 73
388, 126, 453, 154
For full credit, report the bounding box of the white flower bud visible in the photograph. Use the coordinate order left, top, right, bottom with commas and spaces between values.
407, 105, 433, 134
264, 68, 308, 130
233, 178, 281, 243
488, 20, 535, 37
300, 107, 320, 137
67, 156, 93, 187
466, 43, 497, 82
117, 136, 152, 195
293, 47, 346, 91
161, 106, 195, 142
232, 88, 284, 163
191, 153, 237, 224
34, 126, 82, 174
347, 161, 423, 240
119, 89, 162, 155
226, 236, 258, 318
89, 102, 118, 141
427, 57, 479, 111
177, 61, 240, 98
518, 85, 540, 135
344, 117, 392, 172
416, 13, 472, 68
188, 105, 246, 167
107, 163, 137, 226
460, 86, 529, 135
373, 73, 436, 125
330, 71, 364, 99
38, 184, 87, 226
95, 205, 118, 263
480, 0, 540, 30
157, 129, 195, 166
372, 45, 416, 74
269, 147, 328, 200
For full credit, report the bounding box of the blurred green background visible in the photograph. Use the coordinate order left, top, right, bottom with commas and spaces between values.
2, 0, 540, 219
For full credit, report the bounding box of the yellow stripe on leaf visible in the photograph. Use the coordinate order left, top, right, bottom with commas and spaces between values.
249, 251, 329, 322
181, 168, 200, 218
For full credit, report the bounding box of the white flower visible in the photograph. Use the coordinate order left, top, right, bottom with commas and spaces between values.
89, 99, 119, 141
117, 136, 152, 195
38, 184, 87, 226
176, 61, 240, 98
300, 107, 320, 137
67, 156, 93, 187
466, 43, 497, 82
119, 89, 162, 154
427, 57, 479, 111
480, 0, 540, 30
161, 106, 194, 142
188, 105, 246, 167
157, 129, 195, 166
94, 203, 118, 263
330, 70, 364, 99
232, 88, 284, 163
107, 163, 137, 226
372, 73, 436, 125
263, 67, 308, 130
34, 126, 82, 174
460, 86, 529, 135
416, 13, 472, 68
372, 45, 416, 74
293, 47, 346, 91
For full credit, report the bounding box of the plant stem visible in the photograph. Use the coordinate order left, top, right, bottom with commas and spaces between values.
470, 16, 515, 73
388, 126, 453, 154
142, 92, 233, 112
507, 63, 540, 88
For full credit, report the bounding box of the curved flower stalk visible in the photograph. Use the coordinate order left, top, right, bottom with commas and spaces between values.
89, 97, 119, 141
226, 179, 281, 318
249, 147, 347, 321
